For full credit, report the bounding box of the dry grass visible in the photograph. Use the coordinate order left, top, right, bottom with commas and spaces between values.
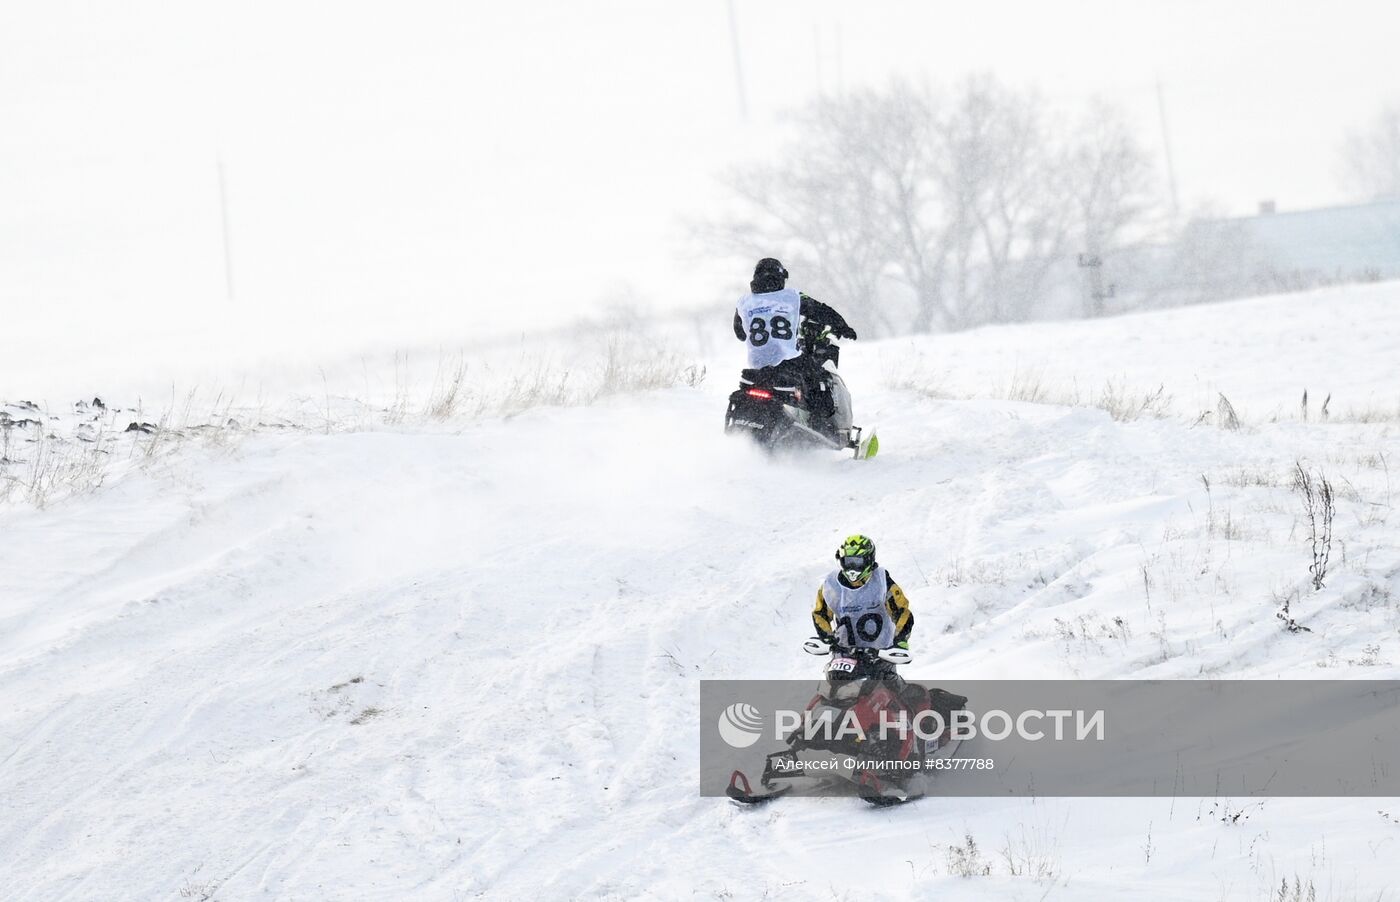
0, 391, 257, 509
1094, 382, 1171, 421
1329, 403, 1400, 423
940, 827, 1062, 882
1000, 819, 1063, 882
887, 367, 1172, 421
349, 706, 384, 725
945, 834, 992, 878
1, 337, 707, 509
358, 336, 705, 423
883, 370, 955, 400
594, 336, 705, 401
1268, 388, 1400, 424
0, 420, 110, 507
1215, 465, 1290, 488
1004, 368, 1051, 404
425, 354, 468, 420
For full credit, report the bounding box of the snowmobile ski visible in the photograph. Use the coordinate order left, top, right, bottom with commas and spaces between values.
725, 769, 792, 805
854, 430, 879, 460
858, 771, 910, 806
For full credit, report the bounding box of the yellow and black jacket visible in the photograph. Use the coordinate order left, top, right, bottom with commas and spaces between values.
812, 571, 914, 649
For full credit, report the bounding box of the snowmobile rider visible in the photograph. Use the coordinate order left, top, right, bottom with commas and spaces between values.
733, 258, 857, 416
811, 534, 938, 718
811, 534, 913, 660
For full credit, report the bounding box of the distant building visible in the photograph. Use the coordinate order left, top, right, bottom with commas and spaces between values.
1203, 196, 1400, 281
1070, 197, 1400, 317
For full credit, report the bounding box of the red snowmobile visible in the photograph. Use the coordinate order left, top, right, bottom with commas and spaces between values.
727, 642, 968, 806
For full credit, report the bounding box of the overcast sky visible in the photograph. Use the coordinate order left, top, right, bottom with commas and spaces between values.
1, 0, 1397, 360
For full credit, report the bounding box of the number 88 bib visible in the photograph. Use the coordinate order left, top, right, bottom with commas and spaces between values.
737, 287, 802, 369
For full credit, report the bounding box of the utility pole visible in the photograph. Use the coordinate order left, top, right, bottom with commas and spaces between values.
725, 0, 749, 123
217, 156, 234, 303
1078, 251, 1115, 317
1155, 78, 1181, 219
834, 20, 843, 95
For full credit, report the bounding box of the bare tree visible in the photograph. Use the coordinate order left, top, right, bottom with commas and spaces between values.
934, 76, 1071, 327
701, 101, 898, 335
702, 76, 1156, 335
1065, 101, 1156, 316
1130, 202, 1261, 309
1341, 104, 1400, 200
844, 82, 949, 334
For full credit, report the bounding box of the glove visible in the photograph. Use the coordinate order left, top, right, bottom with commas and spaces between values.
836, 325, 858, 341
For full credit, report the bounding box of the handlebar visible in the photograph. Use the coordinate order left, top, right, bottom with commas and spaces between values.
799, 323, 842, 368
802, 639, 911, 665
878, 647, 912, 665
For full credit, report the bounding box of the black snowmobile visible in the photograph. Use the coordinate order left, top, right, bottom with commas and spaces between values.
727, 642, 968, 807
723, 323, 878, 459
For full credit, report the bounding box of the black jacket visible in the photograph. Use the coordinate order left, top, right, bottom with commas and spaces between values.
733, 292, 852, 341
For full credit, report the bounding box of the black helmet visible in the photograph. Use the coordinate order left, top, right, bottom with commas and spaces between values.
750, 257, 789, 294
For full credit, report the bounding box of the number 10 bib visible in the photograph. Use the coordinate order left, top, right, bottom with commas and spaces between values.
823, 565, 893, 649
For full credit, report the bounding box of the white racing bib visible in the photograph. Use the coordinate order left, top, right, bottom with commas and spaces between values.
736, 288, 802, 369
822, 565, 893, 649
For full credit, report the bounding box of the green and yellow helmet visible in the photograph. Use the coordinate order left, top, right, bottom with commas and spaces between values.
835, 534, 877, 585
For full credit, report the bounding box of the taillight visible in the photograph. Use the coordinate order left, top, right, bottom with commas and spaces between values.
746, 388, 773, 400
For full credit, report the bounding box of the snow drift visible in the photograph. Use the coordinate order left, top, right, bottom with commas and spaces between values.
3, 284, 1400, 899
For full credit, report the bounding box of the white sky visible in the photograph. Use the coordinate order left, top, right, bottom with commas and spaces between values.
1, 0, 1397, 368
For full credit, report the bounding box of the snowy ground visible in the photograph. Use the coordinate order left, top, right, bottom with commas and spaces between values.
3, 285, 1400, 899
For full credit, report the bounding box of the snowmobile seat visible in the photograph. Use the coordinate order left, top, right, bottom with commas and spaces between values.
740, 367, 799, 392
926, 687, 968, 723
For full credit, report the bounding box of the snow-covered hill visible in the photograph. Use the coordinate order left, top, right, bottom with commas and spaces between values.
4, 286, 1400, 899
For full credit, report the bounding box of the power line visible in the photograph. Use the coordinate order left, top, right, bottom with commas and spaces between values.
217, 156, 234, 303
726, 0, 749, 123
1156, 78, 1181, 219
